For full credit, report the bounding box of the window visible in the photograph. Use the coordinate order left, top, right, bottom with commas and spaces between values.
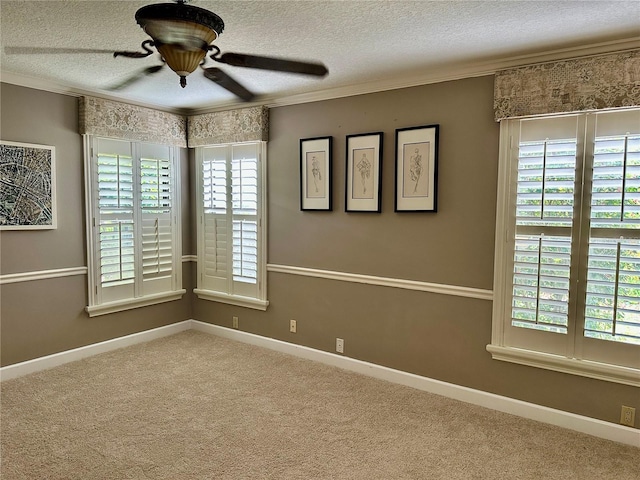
489, 109, 640, 386
194, 142, 268, 310
84, 137, 184, 316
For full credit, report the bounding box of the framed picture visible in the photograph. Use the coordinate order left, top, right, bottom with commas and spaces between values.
345, 132, 383, 212
0, 140, 57, 229
395, 124, 439, 212
300, 136, 332, 211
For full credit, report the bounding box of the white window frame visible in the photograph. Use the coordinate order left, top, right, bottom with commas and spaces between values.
194, 141, 268, 311
489, 109, 640, 387
83, 136, 185, 317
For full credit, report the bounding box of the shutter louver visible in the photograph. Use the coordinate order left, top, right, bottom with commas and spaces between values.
202, 155, 229, 289
511, 139, 577, 333
141, 217, 172, 276
97, 152, 135, 285
204, 216, 227, 277
233, 219, 258, 283
140, 158, 173, 280
232, 154, 258, 284
585, 134, 640, 345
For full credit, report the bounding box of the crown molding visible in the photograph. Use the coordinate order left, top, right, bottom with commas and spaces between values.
3, 37, 639, 116
0, 71, 187, 115
260, 37, 640, 110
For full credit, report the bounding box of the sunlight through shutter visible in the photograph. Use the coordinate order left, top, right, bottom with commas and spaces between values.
511, 139, 577, 334
585, 134, 640, 345
97, 152, 135, 286
232, 154, 258, 284
140, 157, 173, 280
200, 149, 230, 295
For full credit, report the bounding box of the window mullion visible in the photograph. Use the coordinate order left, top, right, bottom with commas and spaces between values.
571, 114, 595, 361
226, 146, 234, 295
621, 136, 629, 221
132, 142, 142, 299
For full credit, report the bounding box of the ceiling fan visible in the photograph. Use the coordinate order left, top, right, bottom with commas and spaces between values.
5, 0, 329, 102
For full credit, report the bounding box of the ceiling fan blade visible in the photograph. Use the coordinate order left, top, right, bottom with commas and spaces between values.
108, 65, 164, 91
113, 50, 154, 59
217, 52, 328, 77
203, 67, 255, 102
4, 47, 115, 55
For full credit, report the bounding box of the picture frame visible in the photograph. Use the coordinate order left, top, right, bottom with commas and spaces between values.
0, 140, 57, 230
345, 132, 383, 212
300, 136, 332, 211
395, 124, 439, 212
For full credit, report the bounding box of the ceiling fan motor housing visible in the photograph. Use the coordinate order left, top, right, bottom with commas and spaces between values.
135, 2, 224, 81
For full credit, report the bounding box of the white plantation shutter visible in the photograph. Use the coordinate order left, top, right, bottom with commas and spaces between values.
96, 139, 135, 303
232, 145, 259, 288
196, 142, 266, 305
512, 138, 577, 335
583, 126, 640, 355
86, 137, 181, 311
492, 109, 640, 381
139, 145, 174, 295
201, 147, 229, 292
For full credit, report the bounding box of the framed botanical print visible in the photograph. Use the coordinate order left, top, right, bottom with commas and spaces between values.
345, 132, 383, 212
395, 125, 439, 212
300, 136, 332, 211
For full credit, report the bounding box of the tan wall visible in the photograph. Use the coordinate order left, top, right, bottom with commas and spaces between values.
2, 78, 638, 427
0, 83, 192, 365
194, 76, 640, 426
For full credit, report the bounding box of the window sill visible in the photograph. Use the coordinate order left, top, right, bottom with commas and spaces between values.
193, 289, 269, 311
486, 344, 640, 387
86, 290, 186, 317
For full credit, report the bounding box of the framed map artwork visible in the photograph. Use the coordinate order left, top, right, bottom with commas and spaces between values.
0, 141, 57, 230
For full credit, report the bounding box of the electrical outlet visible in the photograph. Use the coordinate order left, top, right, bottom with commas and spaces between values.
336, 338, 344, 354
620, 406, 636, 427
289, 319, 297, 333
232, 316, 239, 329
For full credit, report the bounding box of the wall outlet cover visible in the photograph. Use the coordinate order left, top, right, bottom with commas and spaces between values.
620, 406, 635, 427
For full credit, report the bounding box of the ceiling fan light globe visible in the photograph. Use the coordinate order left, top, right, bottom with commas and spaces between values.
156, 42, 207, 77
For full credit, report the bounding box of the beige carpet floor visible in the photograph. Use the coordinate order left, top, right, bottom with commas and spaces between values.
1, 330, 638, 479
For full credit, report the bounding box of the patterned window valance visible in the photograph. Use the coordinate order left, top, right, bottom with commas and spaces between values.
494, 50, 640, 121
187, 106, 269, 147
79, 96, 187, 147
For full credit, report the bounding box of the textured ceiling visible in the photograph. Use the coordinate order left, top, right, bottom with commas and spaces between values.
1, 1, 639, 113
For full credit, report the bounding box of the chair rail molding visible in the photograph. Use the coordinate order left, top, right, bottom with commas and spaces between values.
0, 266, 88, 285
267, 264, 493, 301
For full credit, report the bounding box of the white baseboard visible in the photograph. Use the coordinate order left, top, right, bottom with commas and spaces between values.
191, 320, 640, 448
2, 319, 637, 447
0, 321, 191, 381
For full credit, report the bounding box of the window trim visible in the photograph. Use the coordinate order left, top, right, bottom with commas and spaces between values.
193, 289, 269, 311
85, 290, 187, 317
194, 141, 268, 308
489, 112, 640, 387
83, 136, 184, 316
